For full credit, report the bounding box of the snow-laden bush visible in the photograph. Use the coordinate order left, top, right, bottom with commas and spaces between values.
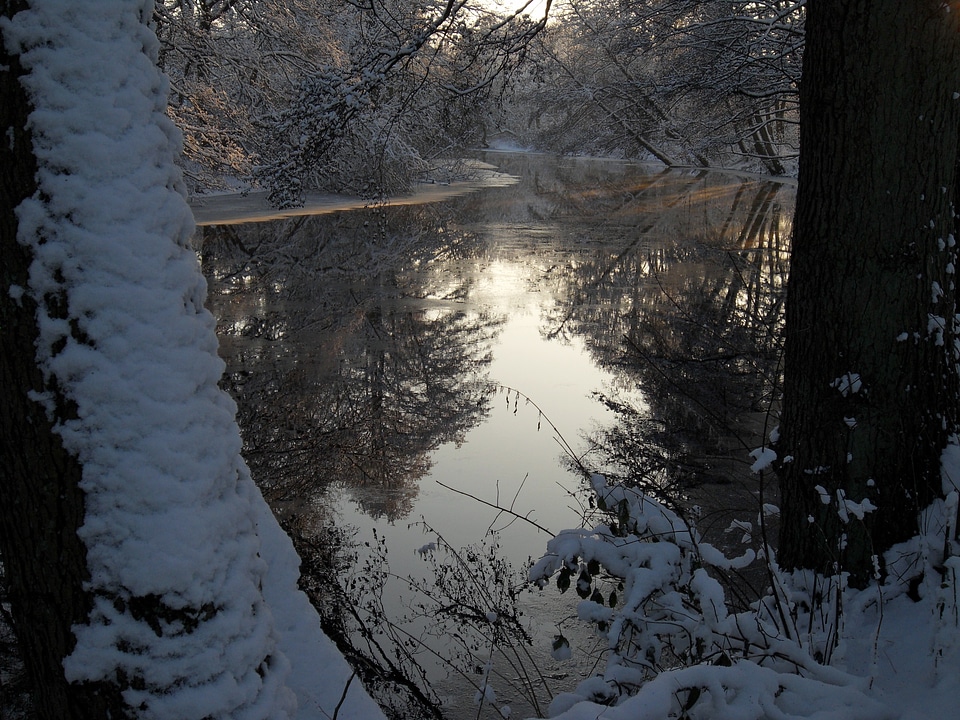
530, 470, 960, 719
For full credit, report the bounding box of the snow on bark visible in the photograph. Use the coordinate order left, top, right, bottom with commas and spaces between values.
3, 1, 297, 716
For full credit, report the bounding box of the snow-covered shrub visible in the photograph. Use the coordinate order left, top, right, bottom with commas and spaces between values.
530, 473, 898, 719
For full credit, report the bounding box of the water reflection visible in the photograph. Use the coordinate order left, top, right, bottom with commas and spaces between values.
449, 154, 792, 530
527, 168, 792, 522
201, 207, 500, 523
199, 154, 795, 719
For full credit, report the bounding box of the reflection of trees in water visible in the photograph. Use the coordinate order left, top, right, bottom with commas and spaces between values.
425, 155, 792, 525
199, 205, 500, 523
337, 305, 496, 519
540, 176, 792, 523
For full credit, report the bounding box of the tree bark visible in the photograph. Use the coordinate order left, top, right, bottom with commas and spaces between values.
1, 2, 125, 716
778, 0, 960, 587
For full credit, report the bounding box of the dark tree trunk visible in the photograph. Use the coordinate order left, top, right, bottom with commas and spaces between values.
1, 2, 124, 716
778, 0, 960, 587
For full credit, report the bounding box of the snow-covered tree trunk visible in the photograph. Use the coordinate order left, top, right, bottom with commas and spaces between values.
778, 0, 960, 587
0, 1, 299, 716
1, 3, 127, 715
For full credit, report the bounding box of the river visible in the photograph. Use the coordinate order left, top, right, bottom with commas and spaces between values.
197, 152, 793, 719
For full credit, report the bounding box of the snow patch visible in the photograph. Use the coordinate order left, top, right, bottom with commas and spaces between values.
831, 372, 862, 396
749, 446, 777, 473
933, 280, 944, 302
836, 490, 877, 523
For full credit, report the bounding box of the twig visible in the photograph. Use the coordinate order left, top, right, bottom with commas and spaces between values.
436, 479, 556, 537
498, 385, 592, 478
331, 672, 355, 720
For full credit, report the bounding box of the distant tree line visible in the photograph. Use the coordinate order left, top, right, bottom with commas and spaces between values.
512, 0, 801, 173
154, 0, 801, 200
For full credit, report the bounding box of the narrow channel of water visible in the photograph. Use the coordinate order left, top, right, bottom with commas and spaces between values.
199, 152, 794, 719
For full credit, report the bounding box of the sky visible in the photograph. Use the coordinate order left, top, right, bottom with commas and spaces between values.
483, 0, 551, 17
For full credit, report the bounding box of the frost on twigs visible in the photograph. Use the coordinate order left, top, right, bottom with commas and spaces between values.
260, 65, 429, 207
6, 1, 294, 716
531, 474, 895, 720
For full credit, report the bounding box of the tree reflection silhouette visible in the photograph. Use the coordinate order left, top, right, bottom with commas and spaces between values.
200, 205, 500, 524
531, 173, 792, 539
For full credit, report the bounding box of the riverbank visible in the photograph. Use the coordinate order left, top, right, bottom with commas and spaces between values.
189, 161, 519, 227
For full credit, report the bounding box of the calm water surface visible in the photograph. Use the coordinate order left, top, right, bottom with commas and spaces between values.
199, 153, 793, 719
